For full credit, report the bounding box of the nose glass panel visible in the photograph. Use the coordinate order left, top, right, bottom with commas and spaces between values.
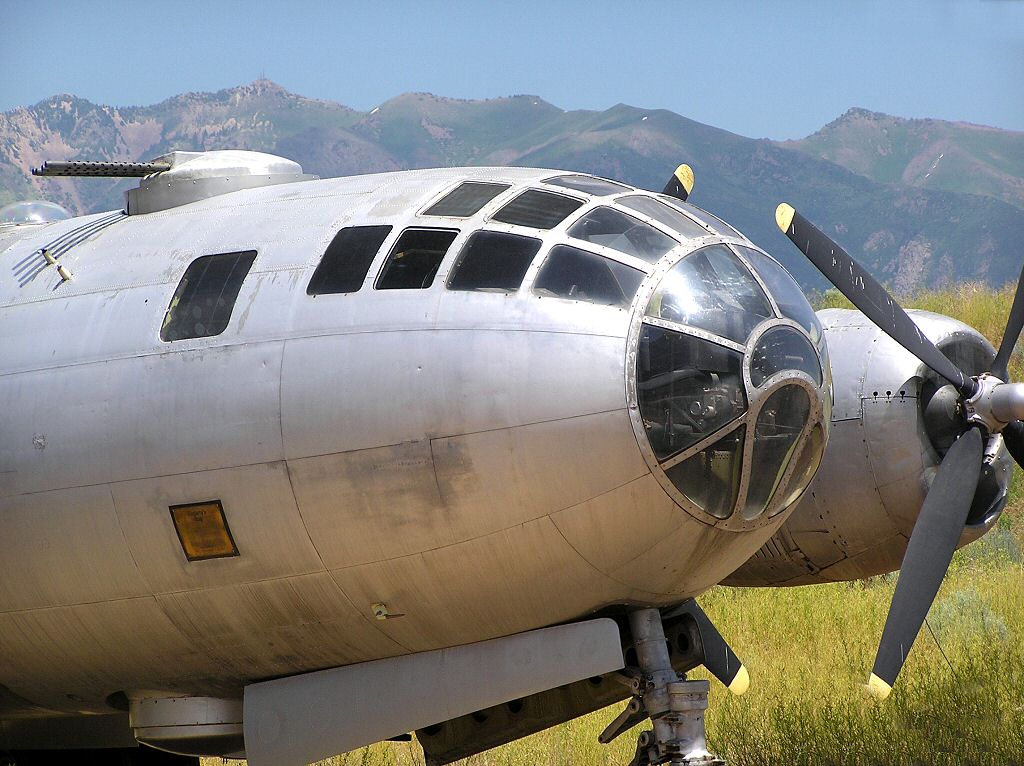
773, 422, 825, 516
646, 244, 773, 344
637, 325, 747, 460
749, 326, 822, 387
665, 426, 745, 519
742, 385, 811, 520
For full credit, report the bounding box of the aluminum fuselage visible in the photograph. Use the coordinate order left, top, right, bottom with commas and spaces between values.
0, 167, 806, 717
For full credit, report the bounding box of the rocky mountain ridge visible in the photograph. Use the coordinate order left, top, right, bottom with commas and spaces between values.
3, 80, 1024, 292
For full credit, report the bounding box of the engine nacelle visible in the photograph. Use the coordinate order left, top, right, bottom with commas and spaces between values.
726, 308, 1012, 586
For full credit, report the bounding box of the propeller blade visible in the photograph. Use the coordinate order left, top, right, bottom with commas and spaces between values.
867, 427, 984, 699
776, 204, 976, 399
992, 262, 1024, 382
662, 164, 695, 202
1001, 420, 1024, 467
672, 600, 749, 695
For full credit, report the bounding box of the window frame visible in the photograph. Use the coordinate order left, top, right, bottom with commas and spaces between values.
420, 181, 513, 219
374, 226, 461, 290
307, 224, 394, 296
532, 242, 646, 309
487, 188, 586, 230
446, 228, 543, 293
160, 250, 257, 343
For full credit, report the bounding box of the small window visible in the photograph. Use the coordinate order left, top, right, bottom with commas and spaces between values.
161, 250, 256, 342
424, 182, 511, 217
491, 190, 584, 229
662, 198, 742, 237
307, 225, 392, 295
376, 228, 459, 289
568, 206, 678, 264
534, 245, 644, 308
617, 195, 708, 239
448, 231, 542, 292
543, 174, 631, 196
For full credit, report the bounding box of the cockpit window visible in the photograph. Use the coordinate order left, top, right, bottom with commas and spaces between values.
665, 426, 745, 519
375, 228, 459, 289
662, 198, 742, 237
161, 251, 256, 342
308, 225, 393, 295
534, 245, 644, 308
636, 325, 747, 460
568, 206, 678, 264
646, 244, 774, 344
742, 385, 811, 520
448, 231, 542, 292
424, 182, 511, 217
543, 174, 631, 196
736, 246, 823, 347
617, 195, 709, 239
749, 326, 822, 387
491, 190, 584, 229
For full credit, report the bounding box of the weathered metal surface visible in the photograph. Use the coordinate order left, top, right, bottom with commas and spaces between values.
0, 164, 827, 754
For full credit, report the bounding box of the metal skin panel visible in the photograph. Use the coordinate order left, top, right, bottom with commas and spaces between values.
280, 329, 628, 458
290, 411, 649, 569
0, 597, 226, 710
109, 461, 319, 595
0, 485, 147, 611
330, 516, 647, 654
727, 308, 1007, 586
242, 618, 625, 766
0, 342, 285, 496
152, 573, 405, 686
0, 165, 831, 748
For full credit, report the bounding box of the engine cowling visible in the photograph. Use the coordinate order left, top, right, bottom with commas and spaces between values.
726, 308, 1012, 586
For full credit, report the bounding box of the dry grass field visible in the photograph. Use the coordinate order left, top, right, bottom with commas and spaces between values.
209, 285, 1024, 766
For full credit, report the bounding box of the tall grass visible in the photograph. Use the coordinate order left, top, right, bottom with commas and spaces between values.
207, 286, 1024, 766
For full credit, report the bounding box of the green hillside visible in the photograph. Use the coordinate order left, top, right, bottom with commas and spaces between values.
4, 83, 1024, 292
784, 107, 1024, 211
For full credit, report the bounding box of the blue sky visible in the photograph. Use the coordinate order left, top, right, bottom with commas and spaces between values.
3, 0, 1023, 140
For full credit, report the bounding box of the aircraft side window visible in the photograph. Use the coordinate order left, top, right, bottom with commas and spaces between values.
491, 190, 584, 229
375, 228, 459, 289
424, 182, 511, 217
160, 250, 257, 342
662, 197, 742, 237
307, 225, 393, 295
448, 231, 542, 292
534, 244, 644, 309
543, 174, 631, 196
568, 206, 678, 264
617, 195, 708, 239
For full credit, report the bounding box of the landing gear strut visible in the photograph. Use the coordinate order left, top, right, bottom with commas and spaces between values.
607, 609, 724, 766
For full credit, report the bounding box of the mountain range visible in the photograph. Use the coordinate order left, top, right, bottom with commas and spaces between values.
3, 79, 1024, 292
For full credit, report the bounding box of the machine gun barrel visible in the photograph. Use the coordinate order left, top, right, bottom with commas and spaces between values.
32, 160, 172, 178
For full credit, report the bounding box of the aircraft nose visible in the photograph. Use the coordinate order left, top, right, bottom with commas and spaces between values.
625, 243, 830, 530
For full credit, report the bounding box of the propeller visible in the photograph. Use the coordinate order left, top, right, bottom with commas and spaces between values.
775, 203, 1024, 698
662, 164, 695, 202
666, 600, 749, 695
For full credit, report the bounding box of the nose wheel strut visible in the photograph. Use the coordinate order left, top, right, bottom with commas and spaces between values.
611, 609, 724, 766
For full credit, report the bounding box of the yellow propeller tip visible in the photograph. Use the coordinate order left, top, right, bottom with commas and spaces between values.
775, 203, 795, 233
865, 673, 892, 700
675, 164, 695, 196
728, 664, 750, 696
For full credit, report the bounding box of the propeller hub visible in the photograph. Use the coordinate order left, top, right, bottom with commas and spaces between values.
964, 373, 1012, 433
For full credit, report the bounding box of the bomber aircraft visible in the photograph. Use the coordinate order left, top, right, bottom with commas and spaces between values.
2, 150, 1023, 766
